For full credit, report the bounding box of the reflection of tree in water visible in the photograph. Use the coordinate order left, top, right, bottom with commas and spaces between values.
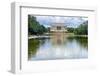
67, 36, 88, 49
28, 39, 40, 59
76, 37, 88, 49
28, 38, 47, 59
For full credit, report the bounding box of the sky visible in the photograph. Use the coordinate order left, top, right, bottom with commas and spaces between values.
31, 15, 88, 28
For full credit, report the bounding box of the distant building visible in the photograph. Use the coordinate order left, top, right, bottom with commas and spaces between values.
50, 17, 67, 32
50, 23, 67, 32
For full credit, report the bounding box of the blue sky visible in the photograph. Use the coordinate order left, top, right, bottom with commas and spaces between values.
32, 15, 88, 28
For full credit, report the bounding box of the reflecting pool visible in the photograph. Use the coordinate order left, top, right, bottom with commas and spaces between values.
28, 33, 88, 61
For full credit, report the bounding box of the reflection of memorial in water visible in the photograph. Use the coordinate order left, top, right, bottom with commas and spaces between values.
51, 32, 66, 46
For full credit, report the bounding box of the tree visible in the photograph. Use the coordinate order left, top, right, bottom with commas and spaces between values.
74, 21, 88, 35
67, 27, 74, 33
28, 15, 47, 35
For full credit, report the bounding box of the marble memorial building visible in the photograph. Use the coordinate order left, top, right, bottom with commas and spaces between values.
50, 17, 67, 32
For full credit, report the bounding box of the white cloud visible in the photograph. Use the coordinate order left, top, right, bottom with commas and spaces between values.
32, 15, 88, 28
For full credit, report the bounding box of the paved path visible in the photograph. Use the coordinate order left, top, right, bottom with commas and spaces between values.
28, 35, 50, 39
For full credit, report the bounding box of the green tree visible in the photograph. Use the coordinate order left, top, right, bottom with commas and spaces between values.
74, 21, 88, 35
28, 15, 47, 35
67, 27, 74, 33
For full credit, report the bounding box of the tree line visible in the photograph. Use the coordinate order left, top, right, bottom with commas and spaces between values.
67, 21, 88, 35
28, 15, 48, 35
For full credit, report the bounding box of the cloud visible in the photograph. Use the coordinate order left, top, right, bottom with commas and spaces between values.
34, 15, 88, 28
